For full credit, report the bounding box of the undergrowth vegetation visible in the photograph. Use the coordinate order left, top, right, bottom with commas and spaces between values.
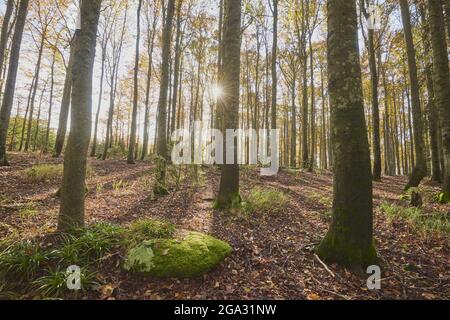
0, 219, 175, 299
380, 202, 450, 235
22, 164, 94, 183
241, 187, 288, 216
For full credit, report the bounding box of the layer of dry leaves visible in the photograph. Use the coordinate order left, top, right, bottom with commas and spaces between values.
0, 153, 448, 300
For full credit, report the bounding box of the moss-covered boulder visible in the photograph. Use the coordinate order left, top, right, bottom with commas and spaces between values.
123, 232, 232, 278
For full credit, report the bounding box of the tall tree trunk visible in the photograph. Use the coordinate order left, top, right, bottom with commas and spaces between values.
54, 44, 74, 157
308, 35, 316, 172
154, 0, 175, 195
362, 4, 382, 181
128, 0, 143, 164
270, 0, 278, 131
170, 0, 183, 137
44, 52, 56, 154
0, 0, 15, 94
428, 0, 450, 202
301, 47, 309, 169
141, 8, 158, 160
420, 5, 441, 183
90, 48, 106, 157
0, 0, 29, 166
316, 0, 377, 271
58, 0, 102, 232
400, 0, 427, 190
24, 35, 45, 152
215, 0, 242, 208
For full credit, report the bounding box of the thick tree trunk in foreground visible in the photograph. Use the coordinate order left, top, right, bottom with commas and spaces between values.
215, 0, 242, 209
428, 0, 450, 202
400, 0, 427, 191
154, 0, 175, 195
58, 0, 101, 232
316, 0, 377, 271
0, 0, 29, 166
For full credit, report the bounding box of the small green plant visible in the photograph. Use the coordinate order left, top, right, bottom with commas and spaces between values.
112, 179, 128, 192
33, 267, 97, 298
380, 202, 450, 234
0, 241, 50, 281
96, 183, 104, 193
436, 192, 450, 204
18, 202, 38, 221
241, 187, 287, 215
307, 191, 332, 207
127, 218, 175, 246
23, 164, 64, 182
23, 164, 94, 183
52, 223, 125, 266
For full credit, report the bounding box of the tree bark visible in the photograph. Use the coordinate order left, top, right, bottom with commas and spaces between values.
58, 0, 102, 232
0, 0, 29, 166
215, 0, 242, 208
400, 0, 427, 190
128, 0, 143, 164
428, 0, 450, 201
316, 0, 377, 271
54, 44, 74, 157
0, 0, 15, 94
270, 0, 278, 131
154, 0, 175, 194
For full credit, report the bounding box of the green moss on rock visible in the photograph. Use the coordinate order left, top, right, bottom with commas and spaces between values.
124, 232, 232, 278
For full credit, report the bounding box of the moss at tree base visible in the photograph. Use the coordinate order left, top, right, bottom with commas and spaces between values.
124, 231, 232, 278
213, 193, 242, 210
316, 229, 378, 274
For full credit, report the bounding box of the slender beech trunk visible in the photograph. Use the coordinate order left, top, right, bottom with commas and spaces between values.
58, 0, 102, 232
170, 0, 183, 137
44, 52, 56, 153
308, 35, 316, 172
24, 35, 45, 152
316, 0, 377, 271
0, 0, 29, 166
400, 0, 427, 190
54, 44, 74, 157
128, 0, 143, 164
154, 0, 175, 195
0, 0, 15, 93
428, 0, 450, 201
270, 0, 278, 131
141, 7, 158, 160
91, 47, 106, 157
215, 0, 242, 209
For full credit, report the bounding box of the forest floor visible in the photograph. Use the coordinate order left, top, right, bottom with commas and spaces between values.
0, 153, 449, 300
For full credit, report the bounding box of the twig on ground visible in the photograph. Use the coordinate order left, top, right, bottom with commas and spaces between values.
314, 254, 335, 278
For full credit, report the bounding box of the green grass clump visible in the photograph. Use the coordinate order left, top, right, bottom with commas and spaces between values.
126, 218, 175, 247
33, 267, 97, 298
23, 164, 94, 183
23, 164, 64, 182
0, 241, 50, 281
380, 202, 450, 235
241, 187, 287, 215
54, 222, 125, 265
